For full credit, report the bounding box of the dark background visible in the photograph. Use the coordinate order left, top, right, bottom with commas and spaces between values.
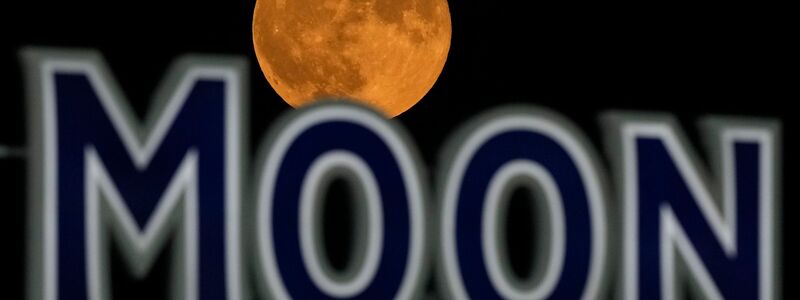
3, 1, 792, 299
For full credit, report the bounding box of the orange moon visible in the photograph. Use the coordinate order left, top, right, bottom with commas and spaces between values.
253, 0, 451, 117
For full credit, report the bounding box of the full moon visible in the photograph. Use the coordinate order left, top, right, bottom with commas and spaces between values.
253, 0, 451, 117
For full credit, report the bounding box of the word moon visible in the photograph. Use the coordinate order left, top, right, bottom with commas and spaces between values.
24, 50, 780, 300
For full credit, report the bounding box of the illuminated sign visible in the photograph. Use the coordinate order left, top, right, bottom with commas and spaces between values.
23, 49, 781, 299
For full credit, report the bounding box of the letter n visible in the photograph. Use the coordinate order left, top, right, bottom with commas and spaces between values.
604, 113, 781, 300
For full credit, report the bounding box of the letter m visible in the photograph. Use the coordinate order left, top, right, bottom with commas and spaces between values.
24, 48, 247, 300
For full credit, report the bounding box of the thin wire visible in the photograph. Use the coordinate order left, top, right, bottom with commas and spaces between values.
0, 145, 26, 159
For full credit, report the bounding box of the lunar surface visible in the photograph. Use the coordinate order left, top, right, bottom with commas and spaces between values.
253, 0, 451, 117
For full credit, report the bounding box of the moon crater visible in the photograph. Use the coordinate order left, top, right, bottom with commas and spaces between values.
254, 0, 451, 117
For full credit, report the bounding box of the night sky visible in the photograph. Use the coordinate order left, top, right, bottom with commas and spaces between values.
4, 1, 793, 299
